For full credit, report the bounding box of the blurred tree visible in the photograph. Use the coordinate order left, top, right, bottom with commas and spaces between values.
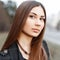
5, 0, 17, 23
0, 0, 17, 32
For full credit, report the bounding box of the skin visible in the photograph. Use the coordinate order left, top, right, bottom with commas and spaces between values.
17, 6, 45, 59
23, 6, 45, 37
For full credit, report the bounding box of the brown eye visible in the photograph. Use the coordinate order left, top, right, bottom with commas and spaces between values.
29, 15, 35, 19
40, 18, 45, 21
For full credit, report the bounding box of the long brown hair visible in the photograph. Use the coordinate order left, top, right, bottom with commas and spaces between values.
2, 1, 47, 60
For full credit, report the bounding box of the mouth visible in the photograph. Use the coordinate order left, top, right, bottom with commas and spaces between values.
32, 28, 40, 33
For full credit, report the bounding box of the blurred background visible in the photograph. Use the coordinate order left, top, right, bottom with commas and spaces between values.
0, 0, 60, 60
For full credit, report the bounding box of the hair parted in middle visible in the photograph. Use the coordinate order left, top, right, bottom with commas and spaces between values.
2, 1, 47, 60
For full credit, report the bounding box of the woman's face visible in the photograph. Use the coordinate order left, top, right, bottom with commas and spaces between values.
22, 6, 45, 37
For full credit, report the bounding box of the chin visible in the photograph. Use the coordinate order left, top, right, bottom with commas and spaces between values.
30, 32, 40, 37
32, 34, 39, 37
33, 35, 39, 37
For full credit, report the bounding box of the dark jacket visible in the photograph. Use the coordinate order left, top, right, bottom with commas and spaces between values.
43, 40, 50, 60
0, 40, 50, 60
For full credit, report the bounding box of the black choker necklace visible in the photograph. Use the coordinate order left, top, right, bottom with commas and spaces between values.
17, 41, 30, 55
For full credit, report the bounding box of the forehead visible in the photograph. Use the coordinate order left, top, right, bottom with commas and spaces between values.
30, 6, 45, 16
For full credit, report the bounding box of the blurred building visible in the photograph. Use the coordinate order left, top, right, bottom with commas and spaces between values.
56, 20, 60, 30
56, 12, 60, 30
47, 12, 60, 31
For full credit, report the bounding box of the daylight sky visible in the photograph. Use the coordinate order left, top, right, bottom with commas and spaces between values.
1, 0, 60, 16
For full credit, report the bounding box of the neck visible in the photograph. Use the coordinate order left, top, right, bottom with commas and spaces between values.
17, 31, 33, 52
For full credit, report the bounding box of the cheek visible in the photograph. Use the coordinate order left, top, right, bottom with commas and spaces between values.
23, 20, 33, 30
43, 22, 45, 28
25, 18, 35, 27
41, 22, 45, 29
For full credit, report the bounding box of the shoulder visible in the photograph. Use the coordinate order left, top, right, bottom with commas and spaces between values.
0, 49, 10, 60
0, 49, 8, 56
0, 42, 18, 60
42, 40, 50, 60
42, 40, 48, 51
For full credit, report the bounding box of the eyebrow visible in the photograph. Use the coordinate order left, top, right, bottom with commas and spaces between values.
30, 12, 37, 16
30, 12, 45, 18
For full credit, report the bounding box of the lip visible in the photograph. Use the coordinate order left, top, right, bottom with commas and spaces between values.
32, 28, 40, 33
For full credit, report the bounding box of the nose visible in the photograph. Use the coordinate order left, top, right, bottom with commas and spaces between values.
35, 19, 41, 26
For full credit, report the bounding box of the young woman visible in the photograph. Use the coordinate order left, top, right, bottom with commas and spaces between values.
0, 1, 50, 60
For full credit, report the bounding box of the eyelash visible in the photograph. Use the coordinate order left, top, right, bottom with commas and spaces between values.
40, 18, 45, 21
29, 15, 45, 21
29, 15, 35, 19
